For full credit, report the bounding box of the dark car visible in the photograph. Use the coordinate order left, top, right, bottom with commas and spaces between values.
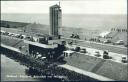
121, 56, 127, 63
103, 40, 111, 44
94, 51, 101, 57
103, 50, 112, 59
75, 46, 81, 52
80, 48, 87, 53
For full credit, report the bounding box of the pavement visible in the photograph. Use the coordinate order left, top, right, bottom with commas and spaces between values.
63, 37, 127, 55
66, 44, 127, 64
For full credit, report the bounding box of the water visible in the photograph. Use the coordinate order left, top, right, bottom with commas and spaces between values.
1, 13, 127, 31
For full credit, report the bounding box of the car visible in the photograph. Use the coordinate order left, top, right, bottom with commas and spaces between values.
121, 56, 127, 63
25, 36, 31, 40
75, 46, 81, 52
8, 32, 13, 36
103, 50, 112, 59
19, 35, 24, 39
94, 51, 101, 57
80, 48, 87, 53
103, 40, 111, 44
14, 34, 20, 38
0, 31, 3, 34
9, 33, 14, 36
11, 33, 17, 37
1, 30, 6, 35
22, 35, 26, 39
113, 40, 124, 45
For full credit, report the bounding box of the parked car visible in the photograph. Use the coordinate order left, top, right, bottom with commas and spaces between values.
75, 46, 81, 52
1, 30, 6, 34
80, 48, 87, 53
19, 35, 24, 39
113, 40, 124, 45
11, 33, 17, 37
15, 34, 20, 38
121, 56, 127, 63
22, 35, 26, 39
8, 32, 13, 36
103, 40, 111, 44
94, 51, 101, 57
103, 50, 112, 59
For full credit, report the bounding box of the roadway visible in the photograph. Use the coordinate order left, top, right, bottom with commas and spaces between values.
63, 38, 127, 55
66, 44, 127, 64
1, 27, 127, 55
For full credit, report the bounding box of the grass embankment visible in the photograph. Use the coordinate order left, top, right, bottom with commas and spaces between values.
65, 53, 128, 80
1, 35, 25, 49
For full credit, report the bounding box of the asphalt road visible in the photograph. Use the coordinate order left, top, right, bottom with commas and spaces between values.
64, 38, 127, 55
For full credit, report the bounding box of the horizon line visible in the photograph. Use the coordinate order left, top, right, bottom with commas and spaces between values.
1, 13, 127, 15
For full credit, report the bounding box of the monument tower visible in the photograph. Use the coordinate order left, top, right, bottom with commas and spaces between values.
49, 3, 62, 38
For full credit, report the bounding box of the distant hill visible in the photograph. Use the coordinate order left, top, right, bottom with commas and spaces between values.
1, 20, 101, 40
0, 20, 29, 28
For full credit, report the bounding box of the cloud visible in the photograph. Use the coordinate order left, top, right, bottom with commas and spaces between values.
1, 0, 127, 14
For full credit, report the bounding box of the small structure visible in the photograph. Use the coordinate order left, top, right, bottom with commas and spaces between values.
63, 50, 75, 57
99, 31, 110, 38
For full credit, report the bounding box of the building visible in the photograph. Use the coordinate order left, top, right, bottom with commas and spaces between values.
24, 40, 66, 60
49, 4, 62, 38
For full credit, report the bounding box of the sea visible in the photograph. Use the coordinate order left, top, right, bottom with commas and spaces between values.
1, 13, 127, 31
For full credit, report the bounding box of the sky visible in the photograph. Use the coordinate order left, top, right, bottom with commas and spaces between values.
1, 0, 127, 14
